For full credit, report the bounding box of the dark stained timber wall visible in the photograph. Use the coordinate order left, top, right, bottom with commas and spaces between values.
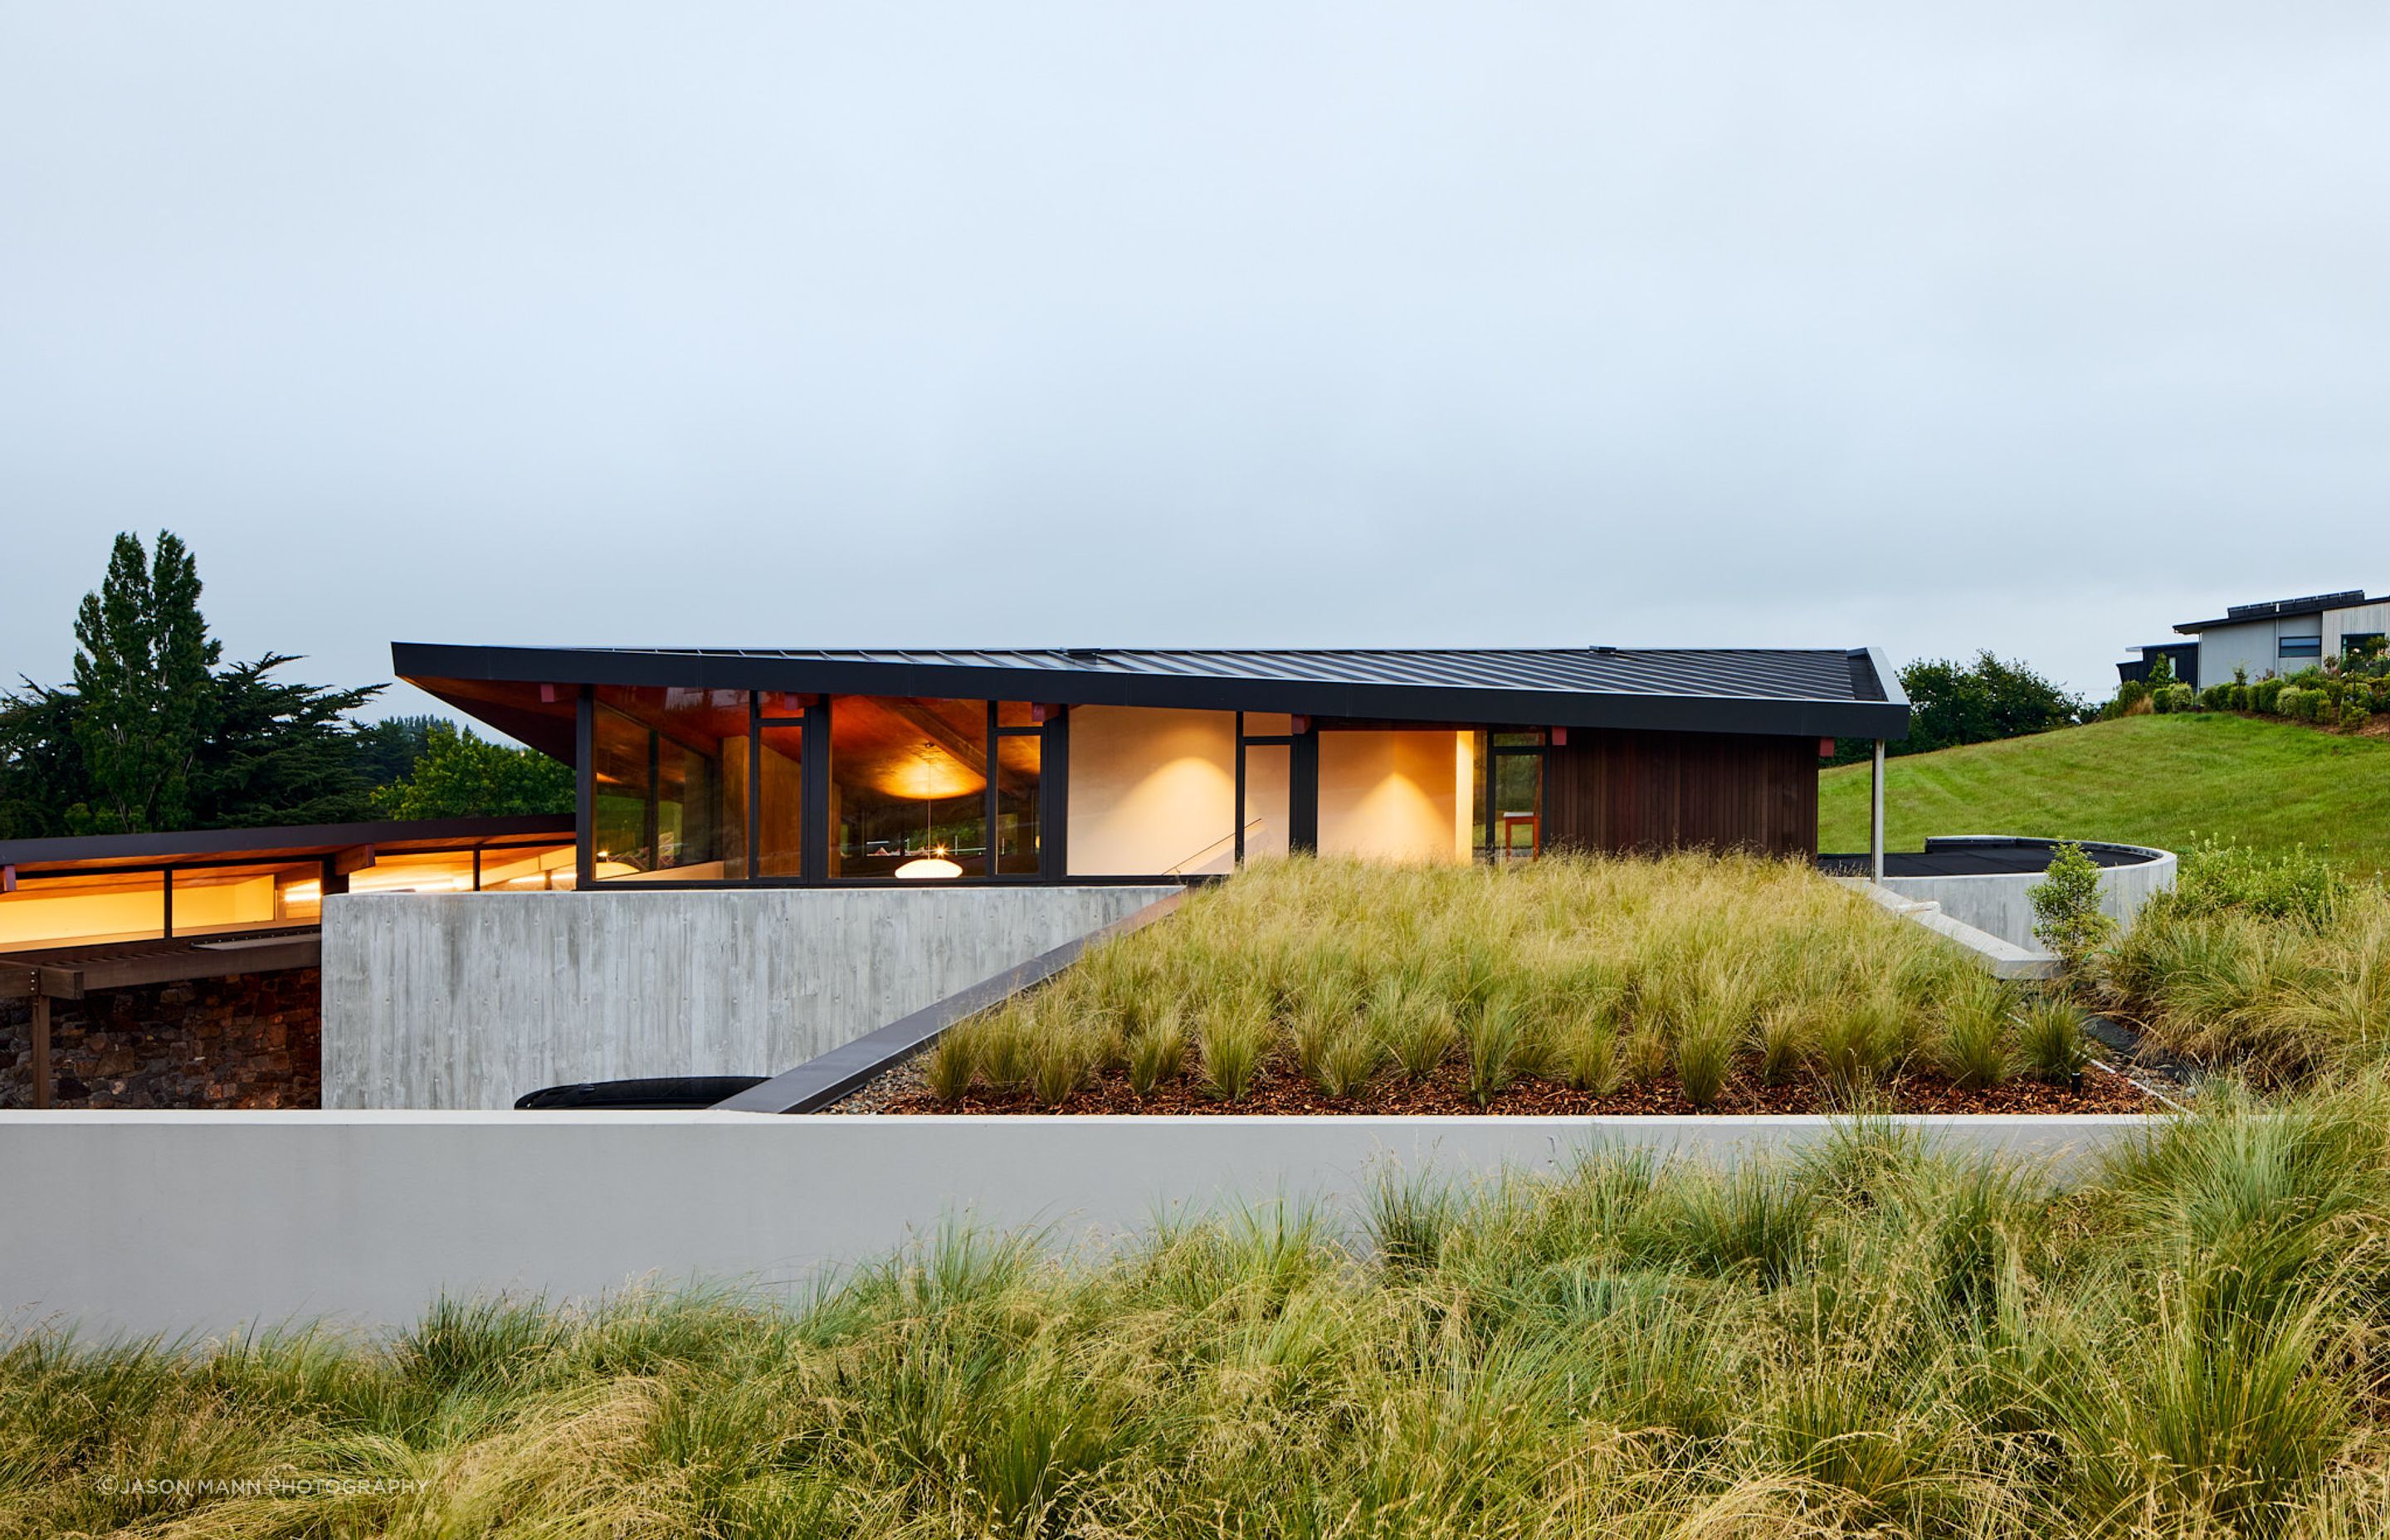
1542, 730, 1819, 858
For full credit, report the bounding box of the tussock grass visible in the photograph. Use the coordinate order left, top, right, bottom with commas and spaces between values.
17, 1085, 2390, 1537
2095, 860, 2390, 1084
931, 854, 2029, 1107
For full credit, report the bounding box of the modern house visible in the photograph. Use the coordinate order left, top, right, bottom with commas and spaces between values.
2119, 589, 2389, 690
394, 642, 1910, 885
6, 640, 1910, 1111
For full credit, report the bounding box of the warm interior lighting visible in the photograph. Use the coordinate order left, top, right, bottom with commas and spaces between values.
895, 855, 963, 880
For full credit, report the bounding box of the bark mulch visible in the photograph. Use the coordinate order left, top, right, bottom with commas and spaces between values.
849, 1055, 2157, 1117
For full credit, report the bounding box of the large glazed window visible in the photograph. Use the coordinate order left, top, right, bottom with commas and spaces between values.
591, 686, 746, 880
1474, 730, 1545, 861
1318, 730, 1470, 864
830, 697, 991, 879
1066, 706, 1236, 875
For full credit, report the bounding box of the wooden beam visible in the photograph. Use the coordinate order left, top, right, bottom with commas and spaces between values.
882, 701, 1027, 796
332, 844, 377, 876
1, 864, 13, 893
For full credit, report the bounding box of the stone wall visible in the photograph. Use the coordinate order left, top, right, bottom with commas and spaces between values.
0, 968, 319, 1109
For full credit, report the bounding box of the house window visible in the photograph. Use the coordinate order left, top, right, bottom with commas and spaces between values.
2342, 633, 2387, 661
2279, 636, 2322, 659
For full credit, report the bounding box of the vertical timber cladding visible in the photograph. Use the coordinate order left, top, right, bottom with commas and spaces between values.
1542, 729, 1820, 857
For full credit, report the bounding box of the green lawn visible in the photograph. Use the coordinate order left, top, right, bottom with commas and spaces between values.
1820, 712, 2390, 878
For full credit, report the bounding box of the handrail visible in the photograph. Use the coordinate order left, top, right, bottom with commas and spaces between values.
1165, 819, 1265, 877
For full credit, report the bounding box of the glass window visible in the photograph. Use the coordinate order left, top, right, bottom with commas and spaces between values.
591, 687, 747, 880
1066, 707, 1236, 876
173, 863, 317, 936
1473, 730, 1544, 861
1241, 743, 1291, 860
0, 870, 168, 949
993, 725, 1042, 875
831, 697, 988, 880
1318, 730, 1470, 864
757, 724, 805, 878
2280, 636, 2322, 658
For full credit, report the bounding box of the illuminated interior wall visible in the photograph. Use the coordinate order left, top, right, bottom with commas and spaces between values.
169, 871, 280, 935
1066, 707, 1236, 875
0, 876, 168, 949
1317, 730, 1469, 865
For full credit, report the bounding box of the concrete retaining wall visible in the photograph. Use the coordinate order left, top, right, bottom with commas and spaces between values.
0, 1110, 2156, 1338
1878, 836, 2175, 952
320, 887, 1177, 1110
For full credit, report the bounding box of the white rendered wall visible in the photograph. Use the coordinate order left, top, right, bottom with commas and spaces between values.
1066, 706, 1238, 875
1318, 730, 1469, 863
0, 1110, 2153, 1338
1878, 841, 2176, 951
320, 887, 1177, 1109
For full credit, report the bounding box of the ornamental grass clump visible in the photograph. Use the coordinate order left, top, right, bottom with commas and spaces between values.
924, 1029, 977, 1104
2017, 996, 2090, 1084
1197, 994, 1269, 1102
1124, 1012, 1186, 1097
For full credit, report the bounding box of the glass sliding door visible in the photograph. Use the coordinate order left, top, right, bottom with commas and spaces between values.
1474, 729, 1545, 862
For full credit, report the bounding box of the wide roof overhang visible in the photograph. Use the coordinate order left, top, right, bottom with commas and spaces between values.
394, 641, 1911, 747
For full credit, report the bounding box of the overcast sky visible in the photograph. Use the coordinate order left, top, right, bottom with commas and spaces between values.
4, 2, 2386, 724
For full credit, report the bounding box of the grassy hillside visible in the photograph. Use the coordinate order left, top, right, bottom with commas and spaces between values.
1820, 712, 2390, 877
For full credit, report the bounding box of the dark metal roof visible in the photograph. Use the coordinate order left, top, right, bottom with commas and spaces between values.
0, 813, 573, 877
395, 641, 1911, 741
2175, 591, 2383, 633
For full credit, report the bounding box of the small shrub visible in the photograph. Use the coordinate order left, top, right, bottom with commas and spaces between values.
2018, 997, 2090, 1083
2170, 836, 2343, 928
1126, 1013, 1187, 1096
924, 1030, 978, 1104
2032, 842, 2119, 968
2253, 676, 2286, 714
1316, 1027, 1383, 1099
2340, 699, 2371, 730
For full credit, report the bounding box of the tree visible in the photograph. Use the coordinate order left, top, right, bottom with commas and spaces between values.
375, 722, 573, 821
0, 530, 401, 835
354, 715, 441, 787
66, 531, 222, 832
1867, 651, 2087, 760
190, 654, 384, 827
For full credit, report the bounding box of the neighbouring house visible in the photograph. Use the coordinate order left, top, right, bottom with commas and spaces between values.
2119, 589, 2389, 691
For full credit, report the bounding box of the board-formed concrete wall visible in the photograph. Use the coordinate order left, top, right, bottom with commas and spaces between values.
321, 887, 1177, 1109
1879, 838, 2175, 953
0, 1109, 2154, 1337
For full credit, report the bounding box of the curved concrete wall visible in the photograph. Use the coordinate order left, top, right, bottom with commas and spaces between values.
320, 887, 1178, 1110
1879, 836, 2175, 953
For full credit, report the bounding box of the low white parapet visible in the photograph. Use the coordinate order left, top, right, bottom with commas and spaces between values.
0, 1109, 2157, 1338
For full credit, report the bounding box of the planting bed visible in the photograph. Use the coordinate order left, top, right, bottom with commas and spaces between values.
838, 1054, 2156, 1115
856, 855, 2158, 1119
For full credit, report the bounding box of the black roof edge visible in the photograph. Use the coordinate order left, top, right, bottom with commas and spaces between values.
2173, 593, 2387, 634
394, 642, 1912, 743
0, 812, 575, 873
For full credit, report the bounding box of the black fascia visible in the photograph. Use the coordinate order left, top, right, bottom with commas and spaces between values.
393, 642, 1912, 743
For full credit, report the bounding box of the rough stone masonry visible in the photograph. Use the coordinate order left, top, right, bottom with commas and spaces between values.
0, 967, 319, 1109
